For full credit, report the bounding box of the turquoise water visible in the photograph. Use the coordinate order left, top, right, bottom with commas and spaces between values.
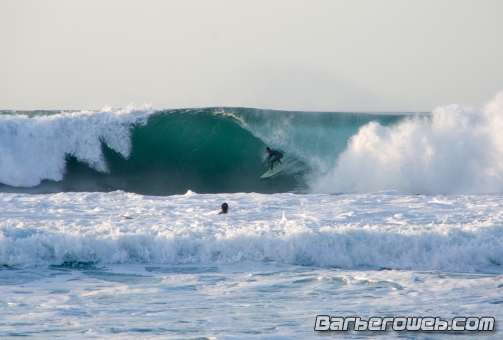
0, 108, 406, 195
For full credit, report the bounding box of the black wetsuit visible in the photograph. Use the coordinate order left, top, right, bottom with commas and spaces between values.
267, 150, 283, 170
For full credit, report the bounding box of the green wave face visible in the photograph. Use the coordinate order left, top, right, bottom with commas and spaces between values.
63, 109, 304, 195
120, 109, 304, 194
0, 108, 407, 195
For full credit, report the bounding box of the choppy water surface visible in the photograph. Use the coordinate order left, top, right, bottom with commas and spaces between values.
0, 191, 502, 338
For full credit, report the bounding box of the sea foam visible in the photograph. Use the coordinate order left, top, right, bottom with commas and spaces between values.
1, 219, 501, 272
311, 92, 503, 194
1, 191, 502, 272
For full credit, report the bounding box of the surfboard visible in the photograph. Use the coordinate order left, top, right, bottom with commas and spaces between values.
260, 163, 286, 178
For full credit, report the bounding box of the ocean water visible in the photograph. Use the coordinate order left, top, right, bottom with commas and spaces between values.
1, 94, 503, 338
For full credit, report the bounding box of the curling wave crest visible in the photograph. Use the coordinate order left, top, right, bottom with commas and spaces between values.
0, 106, 154, 187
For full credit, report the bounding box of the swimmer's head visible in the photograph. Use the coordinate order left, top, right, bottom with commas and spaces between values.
221, 202, 228, 213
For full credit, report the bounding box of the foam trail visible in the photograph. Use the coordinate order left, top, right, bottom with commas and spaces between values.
0, 105, 154, 187
311, 93, 503, 194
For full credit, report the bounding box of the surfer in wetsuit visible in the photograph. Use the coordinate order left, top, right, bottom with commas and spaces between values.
265, 147, 283, 173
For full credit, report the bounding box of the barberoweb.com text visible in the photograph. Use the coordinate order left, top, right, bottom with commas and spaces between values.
314, 316, 495, 332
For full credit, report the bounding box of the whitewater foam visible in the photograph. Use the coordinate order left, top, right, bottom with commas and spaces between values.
1, 191, 502, 272
312, 92, 503, 195
1, 190, 502, 338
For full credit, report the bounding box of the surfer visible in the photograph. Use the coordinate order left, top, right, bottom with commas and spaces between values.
264, 147, 283, 173
218, 203, 229, 214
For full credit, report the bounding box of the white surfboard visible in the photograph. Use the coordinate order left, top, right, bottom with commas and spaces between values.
260, 163, 286, 179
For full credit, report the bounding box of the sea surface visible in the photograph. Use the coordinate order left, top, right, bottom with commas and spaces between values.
1, 93, 503, 338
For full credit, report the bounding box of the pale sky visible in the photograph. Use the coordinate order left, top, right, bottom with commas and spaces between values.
1, 0, 502, 111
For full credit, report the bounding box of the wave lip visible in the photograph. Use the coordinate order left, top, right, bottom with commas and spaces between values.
0, 105, 154, 187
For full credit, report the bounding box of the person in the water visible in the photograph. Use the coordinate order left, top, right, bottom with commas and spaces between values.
264, 147, 283, 172
218, 202, 228, 214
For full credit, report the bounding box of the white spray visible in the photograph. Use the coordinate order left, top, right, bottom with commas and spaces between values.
311, 93, 503, 194
0, 105, 154, 187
